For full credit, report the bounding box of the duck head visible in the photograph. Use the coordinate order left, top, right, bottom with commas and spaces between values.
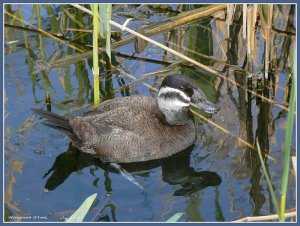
157, 75, 218, 125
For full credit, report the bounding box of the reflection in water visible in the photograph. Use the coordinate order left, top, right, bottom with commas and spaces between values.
94, 202, 117, 222
226, 5, 267, 216
161, 147, 221, 196
214, 188, 225, 221
43, 144, 221, 221
43, 144, 221, 196
226, 5, 286, 216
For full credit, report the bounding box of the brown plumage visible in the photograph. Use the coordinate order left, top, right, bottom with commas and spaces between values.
33, 96, 196, 163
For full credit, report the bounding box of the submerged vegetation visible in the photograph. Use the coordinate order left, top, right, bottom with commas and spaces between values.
4, 3, 296, 222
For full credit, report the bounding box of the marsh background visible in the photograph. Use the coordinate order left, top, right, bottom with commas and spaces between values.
4, 4, 296, 222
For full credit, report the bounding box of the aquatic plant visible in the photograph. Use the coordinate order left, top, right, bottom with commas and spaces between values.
279, 47, 296, 221
166, 212, 184, 222
91, 4, 112, 106
66, 193, 97, 222
91, 4, 100, 106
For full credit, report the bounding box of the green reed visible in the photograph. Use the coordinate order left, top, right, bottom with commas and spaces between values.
279, 47, 296, 221
91, 4, 100, 106
256, 42, 295, 223
90, 4, 112, 106
256, 140, 279, 214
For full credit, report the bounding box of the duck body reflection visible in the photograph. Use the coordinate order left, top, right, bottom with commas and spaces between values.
44, 143, 221, 196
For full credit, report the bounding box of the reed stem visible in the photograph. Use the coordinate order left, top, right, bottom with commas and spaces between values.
279, 48, 296, 221
91, 4, 100, 106
256, 139, 279, 214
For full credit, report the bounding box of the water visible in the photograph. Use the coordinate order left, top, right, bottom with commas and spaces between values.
4, 4, 296, 222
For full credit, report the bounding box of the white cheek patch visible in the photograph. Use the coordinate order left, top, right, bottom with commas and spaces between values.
158, 86, 191, 103
157, 86, 192, 125
157, 97, 189, 112
157, 86, 190, 112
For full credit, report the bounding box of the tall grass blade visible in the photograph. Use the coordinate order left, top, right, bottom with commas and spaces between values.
99, 4, 112, 62
91, 4, 100, 106
66, 193, 97, 222
166, 212, 184, 222
279, 48, 296, 221
256, 139, 279, 215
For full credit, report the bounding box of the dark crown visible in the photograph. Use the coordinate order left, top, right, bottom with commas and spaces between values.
160, 75, 194, 97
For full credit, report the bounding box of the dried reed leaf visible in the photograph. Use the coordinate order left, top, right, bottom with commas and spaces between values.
243, 4, 247, 40
233, 210, 296, 222
135, 28, 148, 53
259, 4, 273, 79
292, 156, 296, 176
226, 4, 235, 36
246, 5, 258, 62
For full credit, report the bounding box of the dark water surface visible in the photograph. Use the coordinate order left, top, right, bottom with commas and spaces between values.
4, 4, 296, 222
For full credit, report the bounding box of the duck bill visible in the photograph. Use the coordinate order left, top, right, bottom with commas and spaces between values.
194, 99, 218, 114
191, 88, 219, 114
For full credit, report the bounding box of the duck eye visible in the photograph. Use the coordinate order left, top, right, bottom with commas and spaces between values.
184, 87, 194, 97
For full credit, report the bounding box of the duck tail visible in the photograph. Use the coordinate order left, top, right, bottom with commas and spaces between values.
32, 109, 79, 142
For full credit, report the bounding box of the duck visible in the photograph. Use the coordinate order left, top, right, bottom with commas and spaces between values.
33, 75, 218, 163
